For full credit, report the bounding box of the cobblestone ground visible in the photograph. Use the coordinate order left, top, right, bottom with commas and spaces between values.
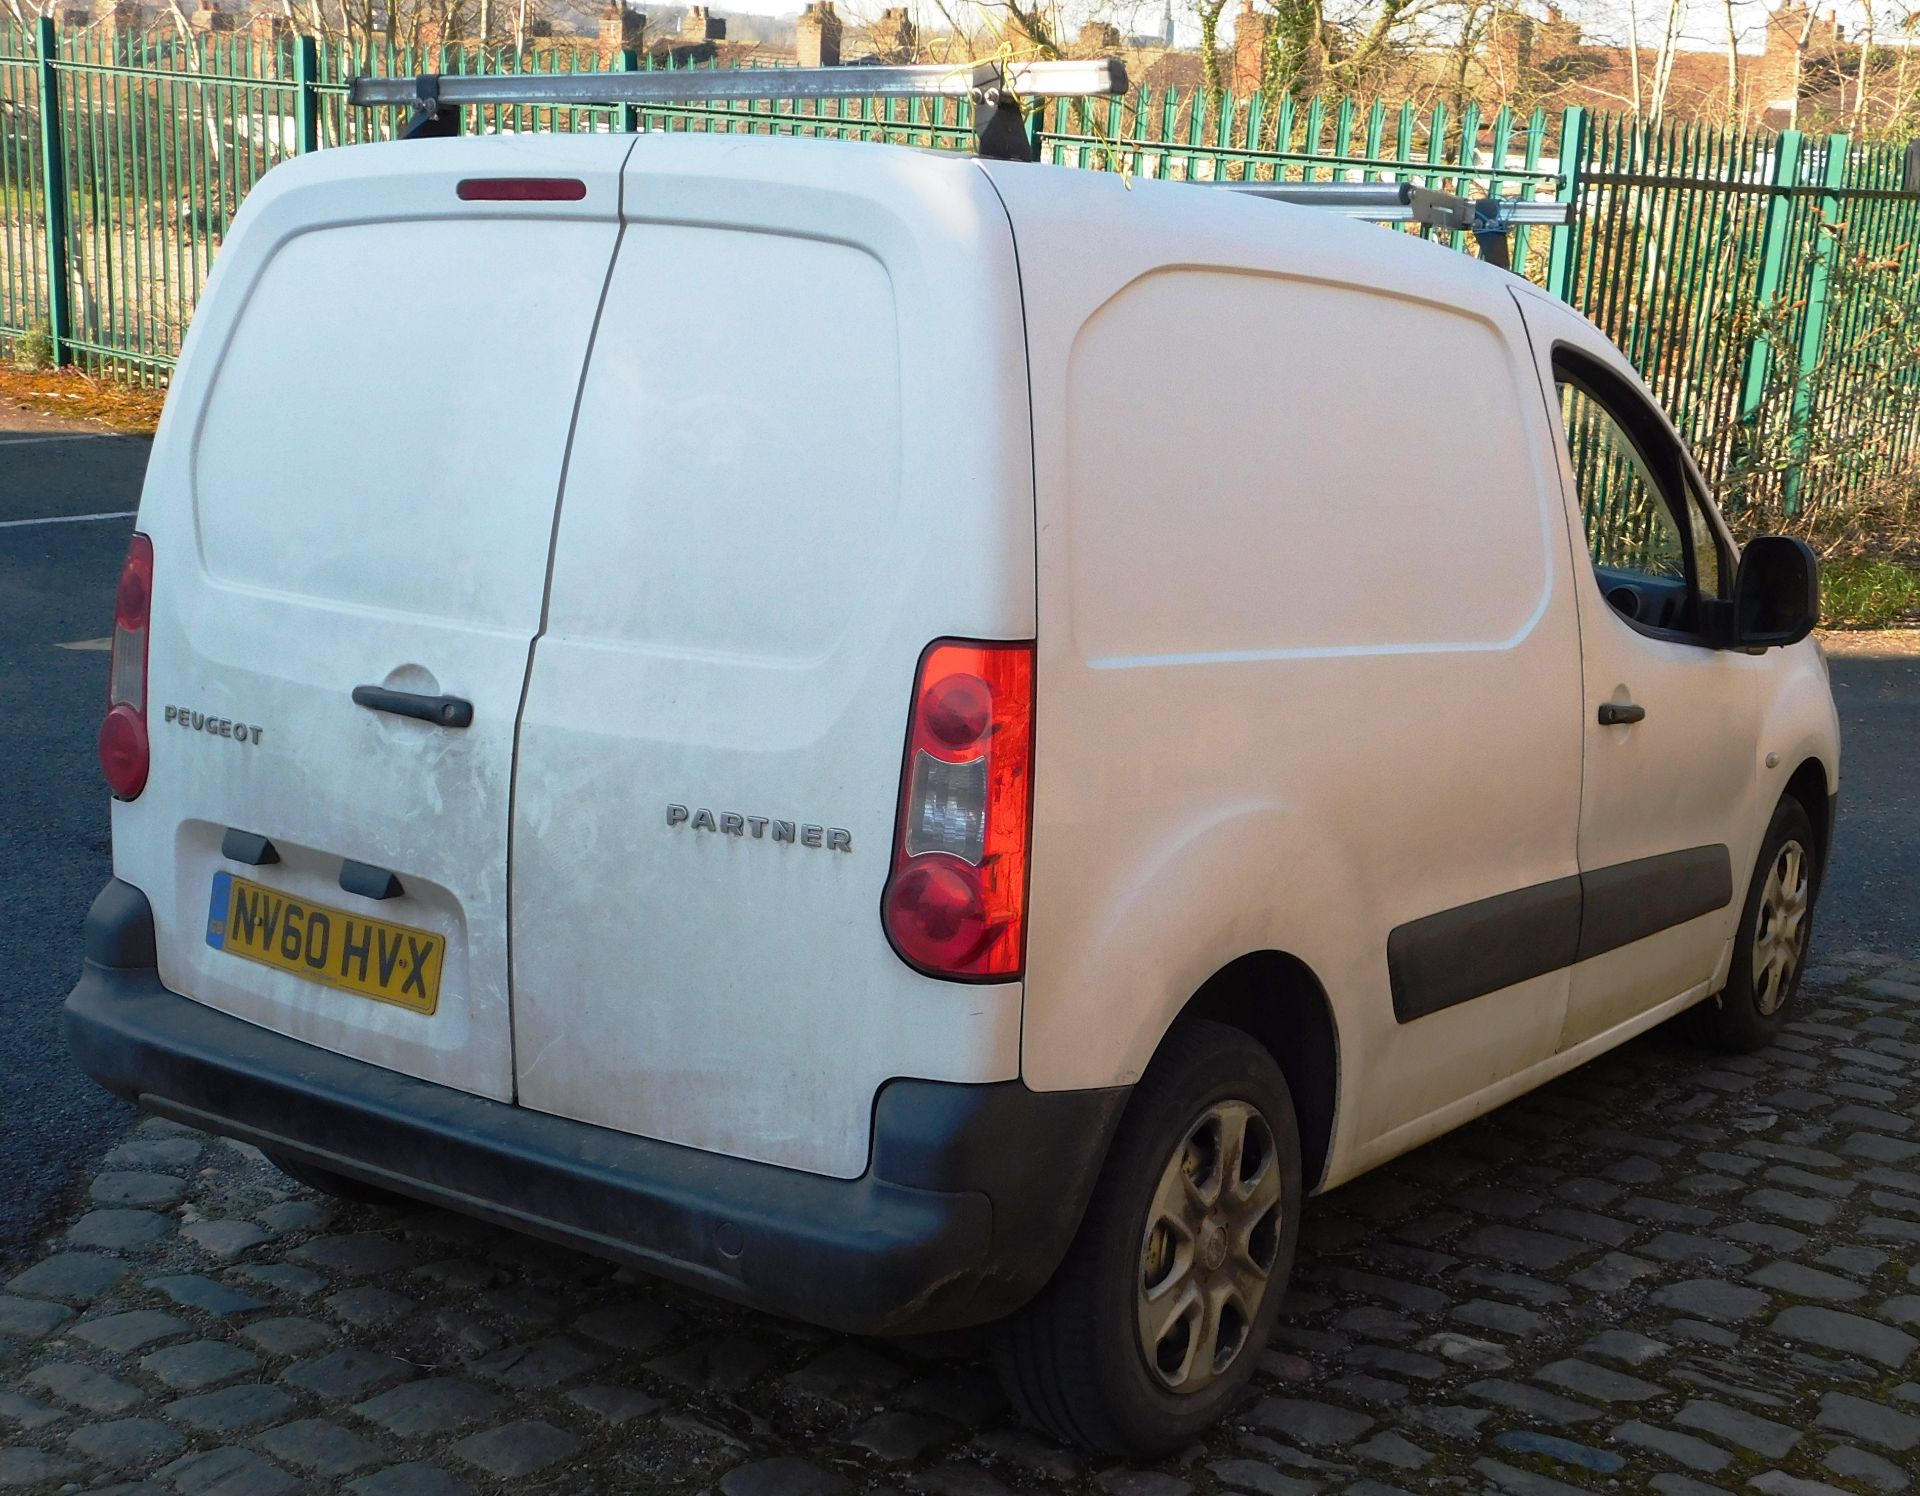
5, 953, 1920, 1496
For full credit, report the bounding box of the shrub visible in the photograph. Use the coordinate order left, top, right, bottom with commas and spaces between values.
13, 322, 54, 370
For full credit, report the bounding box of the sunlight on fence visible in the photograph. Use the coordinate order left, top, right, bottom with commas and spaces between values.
5, 16, 1920, 519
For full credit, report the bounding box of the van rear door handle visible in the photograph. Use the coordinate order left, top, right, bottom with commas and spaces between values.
1597, 701, 1646, 726
352, 685, 473, 728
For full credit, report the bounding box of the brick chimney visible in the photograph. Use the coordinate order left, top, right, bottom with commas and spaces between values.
103, 1, 150, 35
870, 5, 915, 61
1230, 0, 1268, 95
796, 0, 841, 66
1487, 9, 1533, 82
249, 6, 291, 43
188, 0, 233, 34
598, 0, 645, 56
1764, 2, 1837, 53
679, 4, 723, 40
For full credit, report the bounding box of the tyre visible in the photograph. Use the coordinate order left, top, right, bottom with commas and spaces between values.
265, 1151, 403, 1205
994, 1019, 1302, 1455
1690, 796, 1819, 1052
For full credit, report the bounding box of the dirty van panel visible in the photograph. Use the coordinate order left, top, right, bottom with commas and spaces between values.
511, 148, 1035, 1179
140, 212, 621, 1102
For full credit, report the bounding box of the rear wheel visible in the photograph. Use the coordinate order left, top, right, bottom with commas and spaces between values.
1691, 796, 1818, 1052
264, 1151, 403, 1206
994, 1019, 1302, 1455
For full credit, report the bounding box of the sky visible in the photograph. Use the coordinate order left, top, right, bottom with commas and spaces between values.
700, 0, 1891, 57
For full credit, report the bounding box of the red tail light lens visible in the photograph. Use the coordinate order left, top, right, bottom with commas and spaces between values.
99, 533, 152, 799
882, 639, 1034, 980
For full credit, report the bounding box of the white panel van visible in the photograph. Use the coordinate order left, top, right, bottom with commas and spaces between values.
67, 124, 1838, 1454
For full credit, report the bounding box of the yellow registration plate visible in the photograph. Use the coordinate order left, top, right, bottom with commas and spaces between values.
205, 871, 443, 1014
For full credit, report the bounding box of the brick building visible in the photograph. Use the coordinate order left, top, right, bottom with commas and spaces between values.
1468, 2, 1867, 129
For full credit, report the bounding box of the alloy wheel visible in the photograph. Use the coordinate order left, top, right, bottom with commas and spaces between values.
1753, 837, 1811, 1016
1135, 1100, 1283, 1395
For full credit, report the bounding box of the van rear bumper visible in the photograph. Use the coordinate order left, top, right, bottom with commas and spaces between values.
64, 879, 1128, 1336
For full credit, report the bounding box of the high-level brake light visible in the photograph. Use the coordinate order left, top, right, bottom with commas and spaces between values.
456, 177, 587, 202
882, 640, 1034, 980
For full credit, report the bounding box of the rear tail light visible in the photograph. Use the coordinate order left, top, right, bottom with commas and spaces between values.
882, 639, 1034, 980
99, 532, 152, 799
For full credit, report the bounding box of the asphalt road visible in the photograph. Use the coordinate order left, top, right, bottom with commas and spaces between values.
1822, 647, 1920, 953
0, 406, 148, 1266
1, 400, 1913, 1263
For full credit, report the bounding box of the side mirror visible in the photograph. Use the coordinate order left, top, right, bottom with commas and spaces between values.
1732, 535, 1819, 649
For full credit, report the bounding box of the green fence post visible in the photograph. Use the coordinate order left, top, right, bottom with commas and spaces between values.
617, 47, 639, 134
32, 15, 70, 366
1545, 105, 1585, 301
1738, 129, 1805, 422
294, 35, 319, 153
1782, 131, 1848, 513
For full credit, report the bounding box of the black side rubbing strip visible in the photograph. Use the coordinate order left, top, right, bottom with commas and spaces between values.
1388, 877, 1582, 1023
1576, 845, 1733, 962
1390, 845, 1735, 1023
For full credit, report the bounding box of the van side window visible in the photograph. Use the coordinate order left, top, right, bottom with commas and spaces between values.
1557, 381, 1685, 580
1681, 478, 1722, 600
1550, 354, 1723, 639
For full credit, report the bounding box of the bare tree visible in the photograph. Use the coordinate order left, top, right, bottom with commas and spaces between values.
1444, 0, 1499, 109
1647, 0, 1686, 125
1722, 0, 1739, 122
1853, 0, 1875, 133
1894, 6, 1920, 133
1787, 2, 1819, 130
1624, 0, 1644, 120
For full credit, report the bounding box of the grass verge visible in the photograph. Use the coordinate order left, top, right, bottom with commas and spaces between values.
0, 361, 165, 435
1822, 556, 1920, 629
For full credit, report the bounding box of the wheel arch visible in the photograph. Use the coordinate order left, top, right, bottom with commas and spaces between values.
1171, 951, 1340, 1194
1782, 757, 1833, 878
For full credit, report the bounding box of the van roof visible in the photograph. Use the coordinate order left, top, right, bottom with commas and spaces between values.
286, 127, 1526, 309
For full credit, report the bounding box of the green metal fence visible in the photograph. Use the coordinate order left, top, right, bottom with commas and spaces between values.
6, 17, 1920, 517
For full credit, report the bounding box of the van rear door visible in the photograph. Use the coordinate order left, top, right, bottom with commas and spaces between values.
117, 139, 631, 1102
508, 139, 1036, 1179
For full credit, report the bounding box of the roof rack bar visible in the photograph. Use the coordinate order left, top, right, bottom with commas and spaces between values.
350, 58, 1127, 160
1205, 179, 1570, 271
348, 59, 1126, 110
1206, 180, 1568, 226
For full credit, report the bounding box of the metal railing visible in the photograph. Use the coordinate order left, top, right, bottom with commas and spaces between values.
6, 17, 1920, 516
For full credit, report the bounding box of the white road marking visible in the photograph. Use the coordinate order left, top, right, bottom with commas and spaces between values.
0, 509, 135, 529
57, 637, 113, 651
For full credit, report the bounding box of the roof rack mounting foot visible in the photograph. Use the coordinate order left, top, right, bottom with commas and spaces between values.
1472, 198, 1512, 270
975, 92, 1034, 163
400, 74, 460, 140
